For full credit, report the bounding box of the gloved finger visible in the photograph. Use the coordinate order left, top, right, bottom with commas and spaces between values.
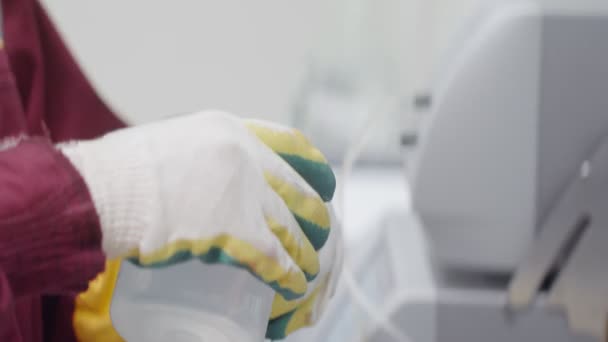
125, 230, 308, 301
255, 143, 332, 251
244, 119, 336, 202
266, 171, 331, 251
266, 277, 329, 340
270, 208, 340, 319
263, 187, 320, 282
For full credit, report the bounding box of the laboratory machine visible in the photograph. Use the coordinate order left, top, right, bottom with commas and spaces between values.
289, 1, 608, 341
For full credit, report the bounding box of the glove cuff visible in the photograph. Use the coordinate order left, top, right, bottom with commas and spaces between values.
59, 134, 160, 258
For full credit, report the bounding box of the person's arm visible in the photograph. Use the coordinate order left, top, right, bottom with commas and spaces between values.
0, 139, 105, 300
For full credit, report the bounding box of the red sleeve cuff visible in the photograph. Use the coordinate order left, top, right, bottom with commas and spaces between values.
0, 139, 105, 298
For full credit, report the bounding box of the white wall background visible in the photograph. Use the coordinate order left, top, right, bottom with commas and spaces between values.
41, 0, 332, 124
40, 0, 606, 127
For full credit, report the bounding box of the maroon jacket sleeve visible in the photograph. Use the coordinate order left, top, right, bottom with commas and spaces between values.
0, 0, 126, 340
0, 139, 105, 300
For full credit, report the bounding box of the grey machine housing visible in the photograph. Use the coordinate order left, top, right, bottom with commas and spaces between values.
399, 1, 608, 341
410, 1, 608, 273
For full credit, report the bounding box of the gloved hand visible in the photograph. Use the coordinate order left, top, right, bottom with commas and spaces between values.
266, 208, 343, 339
246, 120, 344, 339
61, 110, 340, 340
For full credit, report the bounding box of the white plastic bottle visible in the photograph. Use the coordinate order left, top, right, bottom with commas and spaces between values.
110, 259, 274, 342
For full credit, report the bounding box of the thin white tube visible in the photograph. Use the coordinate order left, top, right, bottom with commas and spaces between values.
338, 94, 413, 342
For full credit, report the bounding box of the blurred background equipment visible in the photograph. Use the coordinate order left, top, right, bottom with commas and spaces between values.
291, 0, 608, 341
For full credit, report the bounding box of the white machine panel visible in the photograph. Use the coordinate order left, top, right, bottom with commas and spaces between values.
410, 2, 608, 272
410, 2, 541, 271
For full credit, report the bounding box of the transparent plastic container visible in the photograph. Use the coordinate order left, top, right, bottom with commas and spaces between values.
110, 260, 274, 342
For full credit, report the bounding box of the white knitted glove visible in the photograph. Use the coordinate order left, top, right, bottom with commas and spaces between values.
60, 110, 337, 303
